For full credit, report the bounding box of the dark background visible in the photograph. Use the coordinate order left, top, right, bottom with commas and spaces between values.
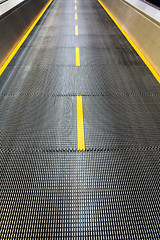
142, 0, 160, 8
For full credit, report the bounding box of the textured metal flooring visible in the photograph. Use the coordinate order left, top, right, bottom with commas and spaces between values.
1, 0, 160, 239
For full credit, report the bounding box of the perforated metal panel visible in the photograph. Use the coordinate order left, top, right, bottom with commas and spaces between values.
1, 0, 160, 238
1, 151, 159, 239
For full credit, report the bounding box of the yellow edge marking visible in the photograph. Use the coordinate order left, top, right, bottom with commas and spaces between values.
76, 47, 80, 66
0, 0, 53, 77
75, 5, 77, 10
77, 95, 85, 151
75, 13, 78, 20
75, 25, 78, 36
98, 0, 160, 84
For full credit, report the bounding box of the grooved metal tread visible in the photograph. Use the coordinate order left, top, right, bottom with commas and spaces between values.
1, 0, 160, 238
1, 151, 159, 239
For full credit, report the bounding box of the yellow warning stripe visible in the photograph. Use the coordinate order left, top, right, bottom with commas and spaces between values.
77, 95, 85, 151
98, 0, 160, 84
74, 0, 84, 151
0, 0, 53, 76
75, 25, 79, 36
75, 13, 78, 20
75, 47, 80, 66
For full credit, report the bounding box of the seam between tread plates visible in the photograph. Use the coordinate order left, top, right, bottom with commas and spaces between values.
1, 146, 160, 154
1, 92, 160, 98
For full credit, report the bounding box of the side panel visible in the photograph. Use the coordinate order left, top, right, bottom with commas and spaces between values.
0, 0, 50, 67
101, 0, 160, 76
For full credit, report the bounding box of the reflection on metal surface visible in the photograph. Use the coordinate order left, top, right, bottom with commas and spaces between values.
101, 0, 160, 81
0, 0, 8, 4
0, 0, 25, 15
144, 0, 160, 8
123, 0, 160, 22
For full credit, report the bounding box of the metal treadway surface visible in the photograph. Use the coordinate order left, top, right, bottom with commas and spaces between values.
1, 0, 160, 239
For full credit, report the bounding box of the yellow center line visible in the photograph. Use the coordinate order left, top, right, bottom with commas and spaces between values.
74, 1, 84, 151
75, 25, 78, 36
75, 0, 77, 3
75, 5, 77, 10
98, 0, 160, 84
75, 47, 80, 66
0, 0, 53, 77
77, 95, 85, 151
